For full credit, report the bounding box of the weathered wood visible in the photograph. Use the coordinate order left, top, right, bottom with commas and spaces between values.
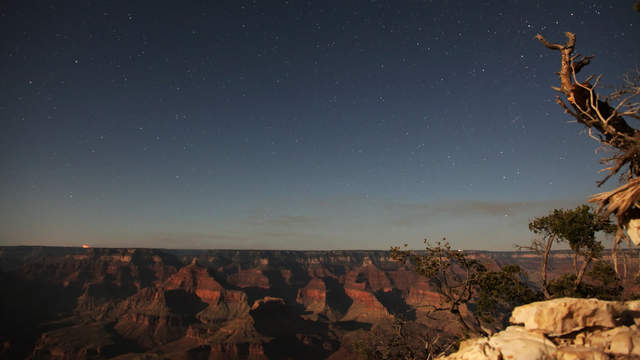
536, 33, 640, 228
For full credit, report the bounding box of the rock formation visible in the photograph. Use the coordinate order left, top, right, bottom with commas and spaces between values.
440, 298, 640, 360
1, 247, 638, 359
296, 277, 327, 316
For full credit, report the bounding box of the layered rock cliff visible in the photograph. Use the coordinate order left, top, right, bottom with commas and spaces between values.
1, 247, 637, 359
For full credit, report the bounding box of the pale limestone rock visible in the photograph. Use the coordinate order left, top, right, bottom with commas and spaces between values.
625, 300, 640, 312
556, 346, 607, 360
573, 332, 586, 346
436, 337, 500, 360
442, 298, 640, 360
510, 298, 617, 336
625, 219, 640, 246
488, 326, 556, 360
586, 325, 640, 356
624, 300, 640, 326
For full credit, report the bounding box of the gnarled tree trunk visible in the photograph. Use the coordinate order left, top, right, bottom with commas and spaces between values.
536, 32, 640, 274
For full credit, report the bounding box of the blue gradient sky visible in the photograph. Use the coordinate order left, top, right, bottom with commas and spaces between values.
1, 1, 639, 249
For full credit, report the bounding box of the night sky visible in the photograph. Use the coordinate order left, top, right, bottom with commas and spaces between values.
2, 1, 639, 250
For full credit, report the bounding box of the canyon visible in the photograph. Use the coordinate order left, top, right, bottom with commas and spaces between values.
0, 247, 637, 359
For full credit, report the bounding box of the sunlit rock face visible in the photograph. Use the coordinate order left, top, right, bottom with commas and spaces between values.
440, 298, 640, 360
510, 298, 618, 336
296, 277, 327, 314
341, 287, 392, 322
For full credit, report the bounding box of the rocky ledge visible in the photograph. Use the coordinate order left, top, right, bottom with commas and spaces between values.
440, 298, 640, 360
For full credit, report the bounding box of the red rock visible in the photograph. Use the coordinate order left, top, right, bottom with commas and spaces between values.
306, 264, 334, 278
208, 343, 239, 359
248, 342, 266, 357
14, 247, 634, 360
296, 277, 326, 313
164, 263, 223, 301
227, 268, 270, 289
406, 277, 440, 308
251, 296, 285, 311
30, 323, 118, 359
388, 268, 420, 291
185, 324, 212, 342
361, 264, 393, 292
342, 287, 391, 322
280, 269, 293, 284
208, 342, 267, 360
343, 264, 393, 293
388, 267, 441, 308
344, 270, 367, 291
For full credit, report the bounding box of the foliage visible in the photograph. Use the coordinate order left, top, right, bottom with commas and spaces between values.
391, 240, 540, 335
391, 239, 485, 335
526, 204, 615, 298
353, 318, 457, 360
584, 260, 624, 300
529, 205, 614, 254
547, 274, 581, 297
476, 264, 542, 328
546, 261, 623, 300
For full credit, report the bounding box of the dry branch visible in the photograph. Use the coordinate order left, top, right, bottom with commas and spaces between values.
536, 33, 640, 227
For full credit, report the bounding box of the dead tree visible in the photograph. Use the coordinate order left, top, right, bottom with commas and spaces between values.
391, 240, 487, 336
535, 32, 640, 273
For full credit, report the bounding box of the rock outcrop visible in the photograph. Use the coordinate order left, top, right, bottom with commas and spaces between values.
510, 298, 618, 336
227, 268, 270, 289
341, 287, 391, 322
296, 277, 327, 314
4, 247, 640, 360
440, 298, 640, 360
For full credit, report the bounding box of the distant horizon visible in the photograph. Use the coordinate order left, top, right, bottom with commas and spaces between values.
0, 196, 602, 250
1, 244, 618, 253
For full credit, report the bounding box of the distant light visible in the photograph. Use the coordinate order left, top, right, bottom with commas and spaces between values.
82, 244, 91, 249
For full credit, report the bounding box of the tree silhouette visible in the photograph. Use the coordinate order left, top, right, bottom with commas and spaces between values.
391, 240, 539, 336
526, 205, 615, 298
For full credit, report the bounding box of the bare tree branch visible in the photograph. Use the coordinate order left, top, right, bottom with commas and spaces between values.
536, 33, 640, 229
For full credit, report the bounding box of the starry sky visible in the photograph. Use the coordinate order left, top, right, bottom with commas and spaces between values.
1, 1, 639, 250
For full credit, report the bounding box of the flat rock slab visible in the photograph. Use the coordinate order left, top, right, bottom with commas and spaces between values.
488, 326, 556, 360
438, 337, 501, 360
510, 298, 617, 336
556, 346, 607, 360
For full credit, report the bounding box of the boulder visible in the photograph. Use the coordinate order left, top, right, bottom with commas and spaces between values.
441, 298, 640, 360
555, 346, 607, 360
622, 300, 640, 326
439, 337, 501, 360
585, 325, 640, 356
438, 327, 556, 360
487, 326, 556, 360
510, 298, 617, 336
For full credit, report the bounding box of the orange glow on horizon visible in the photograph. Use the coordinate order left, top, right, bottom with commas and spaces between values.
82, 244, 91, 249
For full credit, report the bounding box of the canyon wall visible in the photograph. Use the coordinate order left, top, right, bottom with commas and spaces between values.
0, 247, 637, 359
